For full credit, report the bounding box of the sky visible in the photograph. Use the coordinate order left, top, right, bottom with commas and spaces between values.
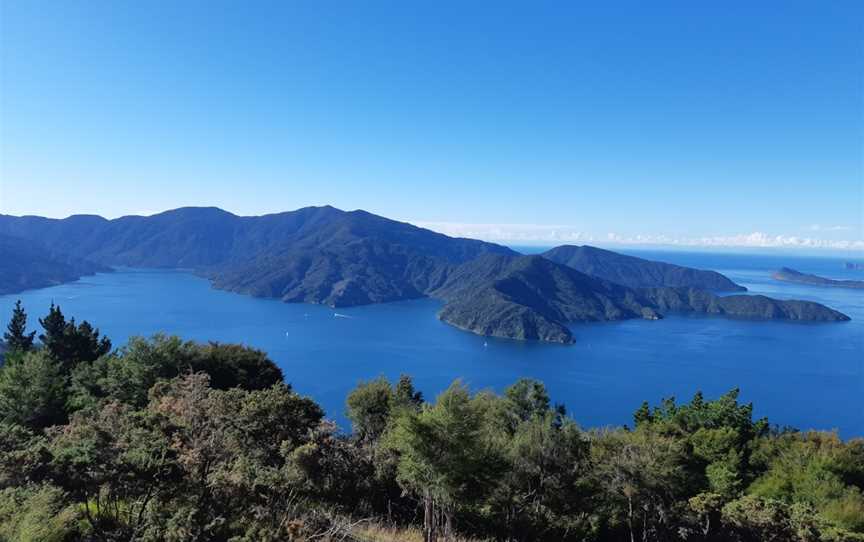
1, 1, 862, 249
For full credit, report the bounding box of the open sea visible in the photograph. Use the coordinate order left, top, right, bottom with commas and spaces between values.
2, 249, 862, 437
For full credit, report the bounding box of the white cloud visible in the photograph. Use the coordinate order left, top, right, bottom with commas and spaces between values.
411, 221, 864, 250
808, 224, 853, 232
412, 222, 594, 244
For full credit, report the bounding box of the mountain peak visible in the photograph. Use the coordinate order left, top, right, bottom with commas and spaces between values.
155, 206, 238, 218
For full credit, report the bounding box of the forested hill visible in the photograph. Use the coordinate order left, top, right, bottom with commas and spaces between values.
434, 255, 849, 344
0, 234, 109, 295
0, 206, 517, 307
0, 206, 516, 268
1, 304, 862, 541
1, 207, 852, 342
543, 244, 746, 291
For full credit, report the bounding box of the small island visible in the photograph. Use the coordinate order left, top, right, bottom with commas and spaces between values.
772, 267, 864, 290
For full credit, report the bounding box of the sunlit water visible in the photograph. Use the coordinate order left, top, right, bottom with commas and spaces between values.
2, 250, 862, 437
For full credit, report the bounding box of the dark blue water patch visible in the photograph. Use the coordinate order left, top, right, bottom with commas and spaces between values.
1, 251, 861, 437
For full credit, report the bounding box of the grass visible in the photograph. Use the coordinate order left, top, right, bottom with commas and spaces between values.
351, 522, 488, 542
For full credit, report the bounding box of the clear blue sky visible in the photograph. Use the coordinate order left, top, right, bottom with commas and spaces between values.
1, 1, 862, 247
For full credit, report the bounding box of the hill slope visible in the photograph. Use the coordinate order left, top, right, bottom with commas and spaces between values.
543, 245, 745, 291
437, 256, 848, 343
208, 210, 517, 306
0, 234, 108, 295
0, 208, 849, 343
0, 207, 516, 306
438, 256, 658, 343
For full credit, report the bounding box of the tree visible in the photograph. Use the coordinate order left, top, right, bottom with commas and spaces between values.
38, 303, 66, 356
502, 378, 552, 428
38, 304, 111, 371
48, 401, 178, 540
386, 380, 493, 542
720, 495, 811, 542
67, 335, 285, 411
347, 375, 424, 443
346, 377, 394, 442
0, 351, 67, 429
591, 428, 688, 542
490, 411, 592, 540
634, 401, 652, 427
748, 431, 864, 533
0, 485, 81, 542
145, 372, 324, 540
394, 374, 423, 409
0, 422, 51, 488
3, 300, 35, 353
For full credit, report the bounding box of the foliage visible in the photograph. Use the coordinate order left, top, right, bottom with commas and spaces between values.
748, 431, 864, 532
3, 300, 36, 353
38, 303, 112, 372
1, 309, 862, 541
0, 484, 81, 542
68, 334, 284, 410
0, 351, 68, 429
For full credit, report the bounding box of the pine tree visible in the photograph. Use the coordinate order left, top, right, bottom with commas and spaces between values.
39, 303, 67, 361
394, 374, 423, 409
633, 400, 653, 427
3, 300, 36, 352
38, 304, 111, 371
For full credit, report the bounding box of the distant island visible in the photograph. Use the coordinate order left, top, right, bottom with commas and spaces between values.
0, 206, 852, 343
772, 267, 864, 290
844, 261, 864, 270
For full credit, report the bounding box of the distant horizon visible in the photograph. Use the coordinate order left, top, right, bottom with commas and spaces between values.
2, 203, 862, 254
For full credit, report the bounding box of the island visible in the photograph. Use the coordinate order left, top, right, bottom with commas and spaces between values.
844, 261, 864, 270
0, 206, 851, 343
772, 267, 864, 290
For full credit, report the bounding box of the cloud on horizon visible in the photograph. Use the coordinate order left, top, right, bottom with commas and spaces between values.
808, 224, 853, 232
411, 221, 864, 250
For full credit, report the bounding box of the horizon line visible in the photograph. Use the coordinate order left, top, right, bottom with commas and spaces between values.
1, 205, 861, 252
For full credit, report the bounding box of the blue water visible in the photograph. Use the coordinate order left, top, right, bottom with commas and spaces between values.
2, 250, 862, 437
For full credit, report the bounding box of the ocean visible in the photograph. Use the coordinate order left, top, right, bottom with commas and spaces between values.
2, 249, 862, 437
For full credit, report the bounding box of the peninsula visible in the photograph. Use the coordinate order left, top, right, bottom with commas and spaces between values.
0, 207, 851, 343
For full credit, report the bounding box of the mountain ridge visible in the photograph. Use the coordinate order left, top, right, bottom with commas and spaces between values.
436, 255, 849, 343
542, 244, 746, 291
0, 207, 851, 343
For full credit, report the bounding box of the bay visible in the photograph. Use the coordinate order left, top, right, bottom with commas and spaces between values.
2, 250, 862, 436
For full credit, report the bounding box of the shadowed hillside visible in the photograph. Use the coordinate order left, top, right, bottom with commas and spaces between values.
0, 234, 109, 295
0, 208, 850, 343
543, 245, 746, 291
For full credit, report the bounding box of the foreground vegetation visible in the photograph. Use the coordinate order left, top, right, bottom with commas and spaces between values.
1, 301, 862, 541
